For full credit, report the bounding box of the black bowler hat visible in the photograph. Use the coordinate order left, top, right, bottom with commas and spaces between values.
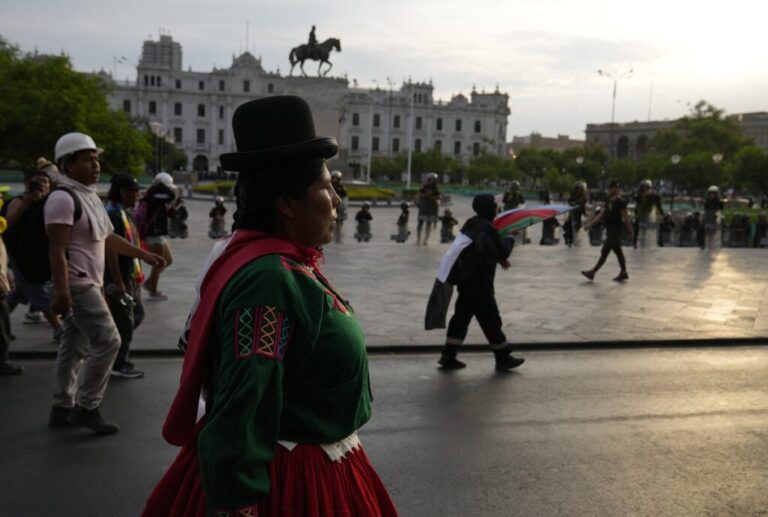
220, 96, 338, 171
111, 173, 140, 191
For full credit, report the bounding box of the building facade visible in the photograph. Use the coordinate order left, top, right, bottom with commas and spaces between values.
585, 112, 768, 160
507, 132, 584, 156
108, 35, 510, 177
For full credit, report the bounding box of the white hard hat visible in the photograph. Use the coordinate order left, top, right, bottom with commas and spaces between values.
640, 179, 652, 188
708, 185, 719, 193
331, 170, 342, 179
426, 172, 438, 180
54, 132, 102, 162
214, 195, 224, 203
511, 180, 520, 188
154, 171, 175, 189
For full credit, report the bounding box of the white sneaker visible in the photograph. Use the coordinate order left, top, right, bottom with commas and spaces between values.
24, 311, 45, 324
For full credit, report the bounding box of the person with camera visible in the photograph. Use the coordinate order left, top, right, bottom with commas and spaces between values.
104, 175, 146, 379
4, 167, 64, 341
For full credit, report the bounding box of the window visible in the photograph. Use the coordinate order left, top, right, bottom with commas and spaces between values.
157, 76, 162, 87
474, 120, 481, 133
454, 141, 461, 155
415, 139, 422, 152
150, 76, 155, 86
174, 102, 182, 116
243, 80, 250, 93
197, 128, 206, 144
473, 142, 480, 156
393, 138, 400, 153
434, 140, 442, 151
372, 137, 379, 151
219, 105, 224, 118
173, 127, 182, 143
416, 116, 422, 130
197, 104, 205, 117
144, 75, 149, 86
198, 80, 205, 91
148, 101, 157, 115
218, 129, 224, 145
352, 113, 359, 126
436, 118, 443, 131
219, 80, 225, 92
373, 114, 380, 127
268, 83, 274, 93
351, 136, 359, 151
455, 119, 462, 132
393, 115, 400, 128
122, 100, 131, 114
175, 79, 181, 89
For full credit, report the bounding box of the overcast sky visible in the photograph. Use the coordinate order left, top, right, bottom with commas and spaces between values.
2, 0, 766, 140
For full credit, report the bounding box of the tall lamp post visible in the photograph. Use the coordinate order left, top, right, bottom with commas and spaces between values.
669, 154, 681, 211
597, 68, 633, 159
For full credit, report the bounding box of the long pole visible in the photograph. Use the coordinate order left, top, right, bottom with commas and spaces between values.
366, 100, 373, 184
406, 82, 414, 190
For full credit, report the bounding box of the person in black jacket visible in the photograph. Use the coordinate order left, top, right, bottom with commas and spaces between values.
438, 194, 525, 371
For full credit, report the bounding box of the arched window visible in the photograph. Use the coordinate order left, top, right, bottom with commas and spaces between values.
617, 136, 630, 158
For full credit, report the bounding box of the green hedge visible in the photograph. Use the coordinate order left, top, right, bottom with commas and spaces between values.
193, 181, 235, 196
346, 186, 395, 201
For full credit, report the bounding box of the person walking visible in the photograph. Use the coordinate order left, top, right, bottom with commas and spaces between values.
438, 194, 525, 371
416, 173, 440, 245
703, 185, 724, 250
208, 196, 228, 239
46, 132, 164, 434
104, 174, 146, 379
142, 172, 176, 300
4, 166, 63, 341
581, 180, 634, 282
142, 96, 397, 516
0, 198, 22, 376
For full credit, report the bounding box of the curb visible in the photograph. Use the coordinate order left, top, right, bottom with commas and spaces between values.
10, 337, 768, 360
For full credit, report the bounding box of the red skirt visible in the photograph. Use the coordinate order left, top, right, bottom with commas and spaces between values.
143, 441, 398, 517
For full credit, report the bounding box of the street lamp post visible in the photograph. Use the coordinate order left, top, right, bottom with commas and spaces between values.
597, 68, 633, 160
669, 154, 681, 211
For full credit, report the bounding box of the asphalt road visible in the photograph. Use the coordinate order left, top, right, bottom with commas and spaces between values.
2, 347, 768, 516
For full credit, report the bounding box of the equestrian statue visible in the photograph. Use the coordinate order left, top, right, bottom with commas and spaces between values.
289, 26, 342, 77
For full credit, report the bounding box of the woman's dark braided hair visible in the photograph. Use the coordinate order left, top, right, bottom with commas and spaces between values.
232, 158, 325, 232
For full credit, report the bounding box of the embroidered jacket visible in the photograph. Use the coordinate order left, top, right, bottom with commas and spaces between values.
197, 253, 372, 514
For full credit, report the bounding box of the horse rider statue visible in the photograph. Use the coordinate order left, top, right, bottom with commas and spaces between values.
289, 26, 342, 77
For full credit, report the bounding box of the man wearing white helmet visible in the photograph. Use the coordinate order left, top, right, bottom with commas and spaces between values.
703, 185, 724, 250
140, 172, 177, 299
633, 179, 664, 248
330, 170, 347, 243
46, 132, 165, 434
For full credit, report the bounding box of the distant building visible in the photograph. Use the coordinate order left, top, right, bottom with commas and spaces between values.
585, 112, 768, 160
507, 133, 584, 156
106, 34, 510, 177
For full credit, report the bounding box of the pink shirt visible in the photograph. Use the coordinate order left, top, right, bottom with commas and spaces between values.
44, 190, 113, 287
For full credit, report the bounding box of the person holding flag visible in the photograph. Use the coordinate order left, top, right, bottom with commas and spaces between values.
437, 194, 525, 371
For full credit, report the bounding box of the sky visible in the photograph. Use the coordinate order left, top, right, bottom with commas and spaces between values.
2, 0, 767, 141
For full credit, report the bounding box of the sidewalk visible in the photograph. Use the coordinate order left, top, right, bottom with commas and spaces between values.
8, 194, 768, 357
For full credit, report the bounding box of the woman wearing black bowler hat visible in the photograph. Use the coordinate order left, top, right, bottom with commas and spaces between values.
143, 96, 398, 516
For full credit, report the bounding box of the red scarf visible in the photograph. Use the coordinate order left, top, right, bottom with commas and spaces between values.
163, 229, 321, 447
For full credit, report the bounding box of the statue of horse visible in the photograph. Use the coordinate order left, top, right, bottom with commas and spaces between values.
289, 38, 341, 77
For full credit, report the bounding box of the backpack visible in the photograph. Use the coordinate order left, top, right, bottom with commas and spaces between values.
4, 187, 82, 283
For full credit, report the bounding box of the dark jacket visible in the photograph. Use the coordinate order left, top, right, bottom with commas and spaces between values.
145, 184, 175, 237
450, 216, 512, 293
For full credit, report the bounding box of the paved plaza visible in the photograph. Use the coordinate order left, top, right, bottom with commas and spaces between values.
7, 192, 768, 357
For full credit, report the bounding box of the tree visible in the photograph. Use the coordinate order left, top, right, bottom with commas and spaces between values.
0, 36, 151, 175
542, 168, 576, 198
466, 152, 519, 184
647, 101, 752, 194
731, 146, 768, 196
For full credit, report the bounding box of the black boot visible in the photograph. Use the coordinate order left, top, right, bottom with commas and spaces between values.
493, 345, 525, 371
438, 344, 466, 370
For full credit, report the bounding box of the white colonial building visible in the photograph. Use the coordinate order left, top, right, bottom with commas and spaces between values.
107, 35, 510, 177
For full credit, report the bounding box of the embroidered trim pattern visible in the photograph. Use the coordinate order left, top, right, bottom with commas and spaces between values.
235, 307, 255, 359
237, 504, 258, 517
215, 510, 231, 517
280, 256, 351, 316
235, 306, 292, 362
